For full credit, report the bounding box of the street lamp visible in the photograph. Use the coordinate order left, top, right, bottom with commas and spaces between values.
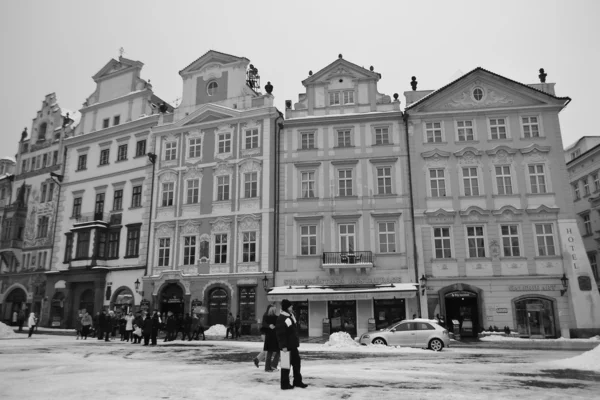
419, 274, 428, 296
134, 278, 144, 296
262, 273, 270, 293
560, 273, 569, 296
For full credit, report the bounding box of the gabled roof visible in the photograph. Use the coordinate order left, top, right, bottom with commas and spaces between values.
406, 67, 571, 111
92, 57, 144, 81
301, 56, 380, 86
179, 50, 248, 76
172, 103, 241, 127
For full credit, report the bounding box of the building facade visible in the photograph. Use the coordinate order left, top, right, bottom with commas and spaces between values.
144, 51, 279, 333
47, 57, 170, 328
269, 55, 417, 338
406, 68, 600, 338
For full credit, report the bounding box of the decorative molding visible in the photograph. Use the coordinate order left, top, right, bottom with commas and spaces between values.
444, 80, 514, 109
369, 157, 398, 165
492, 205, 523, 217
459, 206, 491, 217
525, 205, 560, 215
240, 198, 260, 211
239, 214, 261, 231
210, 217, 231, 233
183, 165, 203, 180
180, 221, 201, 235
239, 158, 262, 174
331, 159, 359, 166
294, 162, 321, 168
213, 161, 233, 175
156, 223, 175, 237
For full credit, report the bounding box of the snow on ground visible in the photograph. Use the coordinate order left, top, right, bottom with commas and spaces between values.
543, 344, 600, 372
0, 322, 18, 338
480, 335, 600, 342
204, 323, 227, 337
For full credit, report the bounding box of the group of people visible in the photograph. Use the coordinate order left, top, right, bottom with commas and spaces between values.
11, 310, 38, 338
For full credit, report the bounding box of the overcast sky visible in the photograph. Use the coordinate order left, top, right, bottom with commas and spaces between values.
1, 0, 597, 160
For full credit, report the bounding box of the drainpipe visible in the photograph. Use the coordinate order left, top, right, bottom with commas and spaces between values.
403, 112, 422, 317
273, 112, 284, 288
145, 153, 157, 278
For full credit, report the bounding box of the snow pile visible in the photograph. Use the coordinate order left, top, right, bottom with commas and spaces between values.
204, 324, 227, 337
480, 335, 600, 342
0, 322, 19, 339
544, 344, 600, 371
324, 332, 360, 348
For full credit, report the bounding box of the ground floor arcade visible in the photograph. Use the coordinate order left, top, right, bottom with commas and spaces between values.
0, 272, 47, 326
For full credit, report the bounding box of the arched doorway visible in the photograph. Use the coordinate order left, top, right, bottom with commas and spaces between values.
79, 289, 95, 317
3, 288, 27, 325
513, 296, 557, 338
208, 287, 228, 326
111, 287, 134, 316
160, 283, 184, 316
50, 292, 66, 327
438, 283, 485, 338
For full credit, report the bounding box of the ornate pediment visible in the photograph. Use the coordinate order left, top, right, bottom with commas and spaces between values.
180, 50, 247, 76
486, 146, 518, 164
210, 217, 232, 233
302, 58, 380, 86
526, 205, 560, 215
239, 214, 261, 231
92, 57, 143, 82
492, 205, 523, 218
239, 158, 262, 173
460, 206, 490, 217
213, 161, 233, 175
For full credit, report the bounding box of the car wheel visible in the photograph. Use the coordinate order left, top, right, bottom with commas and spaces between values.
372, 337, 387, 346
429, 338, 443, 352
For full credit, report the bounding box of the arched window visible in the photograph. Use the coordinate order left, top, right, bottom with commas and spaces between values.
38, 122, 48, 141
207, 81, 218, 96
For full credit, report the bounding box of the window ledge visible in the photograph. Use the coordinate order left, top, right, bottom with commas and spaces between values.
297, 147, 319, 151
431, 258, 457, 262
520, 136, 546, 140
466, 257, 492, 261
133, 154, 146, 159
124, 255, 139, 259
491, 194, 520, 198
336, 195, 359, 200
371, 143, 394, 147
526, 192, 555, 197
534, 255, 561, 260
488, 138, 512, 141
112, 209, 123, 212
116, 159, 128, 163
374, 193, 397, 198
455, 140, 480, 144
458, 195, 486, 199
129, 206, 142, 210
296, 196, 319, 201
424, 141, 448, 145
98, 163, 110, 167
182, 202, 200, 206
499, 256, 528, 261
334, 145, 355, 149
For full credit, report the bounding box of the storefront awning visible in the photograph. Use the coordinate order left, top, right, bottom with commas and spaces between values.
267, 283, 418, 302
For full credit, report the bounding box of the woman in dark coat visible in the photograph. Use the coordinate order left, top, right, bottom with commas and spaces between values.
142, 313, 153, 346
263, 305, 280, 372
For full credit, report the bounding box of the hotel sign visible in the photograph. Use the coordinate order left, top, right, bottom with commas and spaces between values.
509, 285, 556, 292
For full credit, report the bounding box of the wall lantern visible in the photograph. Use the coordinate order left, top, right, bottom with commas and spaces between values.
134, 278, 144, 296
419, 274, 428, 296
560, 273, 569, 296
262, 274, 270, 293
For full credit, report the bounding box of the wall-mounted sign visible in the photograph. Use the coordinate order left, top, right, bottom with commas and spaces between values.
509, 285, 556, 292
283, 277, 403, 286
445, 291, 477, 298
496, 308, 508, 314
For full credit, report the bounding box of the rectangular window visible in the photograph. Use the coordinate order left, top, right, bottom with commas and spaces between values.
467, 226, 486, 258
100, 149, 110, 165
37, 216, 49, 238
300, 225, 317, 255
490, 118, 507, 139
594, 173, 600, 192
108, 231, 120, 258
583, 178, 590, 196
239, 287, 256, 322
64, 233, 73, 263
375, 127, 390, 145
338, 224, 355, 252
338, 169, 353, 196
47, 182, 54, 202
522, 116, 540, 138
72, 197, 82, 218
583, 214, 592, 235
96, 231, 107, 259
535, 224, 556, 256
242, 231, 257, 262
126, 226, 140, 257
136, 140, 146, 157
425, 122, 442, 143
214, 233, 227, 264
429, 169, 446, 197
463, 167, 480, 196
42, 153, 48, 167
217, 176, 230, 201
244, 172, 258, 198
21, 159, 27, 173
162, 182, 174, 206
77, 154, 87, 170
40, 183, 47, 203
113, 189, 123, 211
301, 171, 315, 198
528, 164, 547, 194
165, 142, 177, 161
501, 225, 520, 257
571, 149, 581, 160
188, 138, 202, 158
76, 231, 90, 259
300, 132, 315, 150
53, 150, 58, 165
245, 129, 259, 149
377, 167, 392, 195
456, 120, 474, 141
337, 129, 352, 147
131, 186, 142, 208
186, 179, 199, 204
158, 238, 170, 266
590, 254, 599, 280
495, 166, 513, 195
113, 115, 120, 126
102, 118, 109, 129
343, 90, 354, 104
329, 91, 340, 105
573, 183, 580, 200
95, 193, 105, 215
183, 236, 196, 265
378, 222, 396, 253
218, 133, 231, 154
434, 227, 451, 258
117, 144, 128, 161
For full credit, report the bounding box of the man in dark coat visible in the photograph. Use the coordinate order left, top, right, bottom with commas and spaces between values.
165, 311, 176, 342
181, 313, 192, 341
95, 312, 103, 340
142, 313, 153, 346
17, 310, 25, 332
100, 310, 112, 342
276, 299, 308, 390
151, 310, 160, 345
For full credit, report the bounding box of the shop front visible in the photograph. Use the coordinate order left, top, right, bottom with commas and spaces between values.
513, 295, 557, 338
1, 286, 28, 325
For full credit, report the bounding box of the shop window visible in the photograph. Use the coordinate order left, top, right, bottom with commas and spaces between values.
374, 299, 405, 330
514, 297, 556, 338
238, 287, 256, 324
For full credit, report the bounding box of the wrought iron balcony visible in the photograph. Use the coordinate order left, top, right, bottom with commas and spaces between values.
322, 251, 374, 265
74, 212, 110, 224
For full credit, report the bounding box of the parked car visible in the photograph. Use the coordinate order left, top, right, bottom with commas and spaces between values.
357, 319, 450, 351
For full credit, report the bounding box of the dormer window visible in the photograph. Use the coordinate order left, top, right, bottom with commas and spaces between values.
329, 90, 354, 106
571, 149, 581, 160
207, 81, 218, 96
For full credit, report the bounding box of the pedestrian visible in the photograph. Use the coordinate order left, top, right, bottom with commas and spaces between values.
12, 310, 18, 326
132, 311, 144, 344
27, 312, 38, 338
119, 313, 127, 341
165, 311, 176, 342
225, 312, 235, 339
253, 304, 273, 368
124, 311, 134, 342
181, 313, 192, 341
263, 305, 280, 372
75, 312, 83, 340
93, 312, 102, 340
142, 312, 153, 346
100, 310, 111, 342
276, 299, 307, 390
234, 314, 241, 339
81, 311, 92, 340
17, 310, 25, 332
151, 310, 160, 345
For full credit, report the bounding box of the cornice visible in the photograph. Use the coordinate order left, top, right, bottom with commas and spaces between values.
284, 110, 403, 128
66, 115, 158, 148
80, 88, 151, 113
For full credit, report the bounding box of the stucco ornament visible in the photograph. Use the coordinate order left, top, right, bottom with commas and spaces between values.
213, 162, 233, 176
239, 215, 261, 231
489, 240, 500, 259
445, 81, 513, 109
156, 224, 174, 237
210, 217, 231, 233
458, 151, 479, 165
184, 166, 203, 180
240, 159, 262, 174
180, 221, 200, 235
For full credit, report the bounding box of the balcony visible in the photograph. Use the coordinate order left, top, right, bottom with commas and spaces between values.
322, 251, 374, 275
73, 212, 111, 230
0, 239, 23, 251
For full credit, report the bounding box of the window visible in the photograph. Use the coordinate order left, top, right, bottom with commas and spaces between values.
500, 225, 520, 257
329, 91, 354, 105
96, 231, 107, 259
36, 155, 41, 169
189, 138, 202, 158
21, 159, 27, 173
374, 127, 390, 145
535, 224, 556, 256
583, 214, 592, 235
126, 225, 140, 257
131, 186, 142, 208
378, 222, 396, 253
102, 118, 109, 129
573, 183, 580, 200
429, 169, 446, 197
571, 149, 581, 160
489, 118, 507, 139
434, 227, 451, 259
0, 188, 5, 199
117, 144, 128, 161
590, 254, 599, 280
42, 154, 48, 167
467, 226, 486, 258
472, 88, 484, 101
301, 171, 315, 198
186, 179, 199, 204
245, 129, 259, 149
53, 151, 58, 165
161, 182, 174, 206
300, 225, 317, 255
165, 142, 177, 161
40, 183, 47, 203
463, 167, 480, 196
337, 129, 352, 147
242, 232, 257, 262
522, 116, 540, 138
77, 154, 87, 171
113, 115, 120, 126
217, 176, 230, 201
343, 91, 354, 104
100, 149, 110, 165
583, 178, 590, 196
214, 234, 227, 264
95, 193, 105, 215
495, 166, 513, 195
338, 169, 353, 196
339, 224, 355, 252
113, 189, 123, 211
456, 120, 474, 141
107, 230, 120, 258
218, 133, 231, 154
528, 164, 547, 194
329, 91, 340, 105
594, 173, 600, 192
48, 182, 54, 202
76, 231, 90, 259
72, 197, 82, 218
136, 140, 147, 157
377, 167, 392, 195
37, 216, 49, 238
158, 238, 170, 266
425, 122, 442, 143
64, 233, 73, 263
244, 172, 258, 198
300, 132, 315, 150
207, 81, 218, 96
183, 236, 196, 265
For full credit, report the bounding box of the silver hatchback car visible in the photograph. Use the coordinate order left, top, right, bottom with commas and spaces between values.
357, 319, 450, 351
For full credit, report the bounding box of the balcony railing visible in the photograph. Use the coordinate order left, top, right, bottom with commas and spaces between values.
75, 212, 110, 224
322, 251, 374, 265
0, 239, 23, 250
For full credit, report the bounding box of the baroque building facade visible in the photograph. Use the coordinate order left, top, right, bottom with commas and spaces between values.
144, 51, 280, 333
269, 55, 418, 338
406, 68, 600, 338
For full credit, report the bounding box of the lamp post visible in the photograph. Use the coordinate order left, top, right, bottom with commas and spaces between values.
134, 278, 144, 296
560, 273, 569, 296
419, 274, 428, 296
144, 153, 157, 278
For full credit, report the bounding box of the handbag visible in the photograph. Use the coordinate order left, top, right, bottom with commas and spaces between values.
134, 327, 142, 337
280, 351, 291, 369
